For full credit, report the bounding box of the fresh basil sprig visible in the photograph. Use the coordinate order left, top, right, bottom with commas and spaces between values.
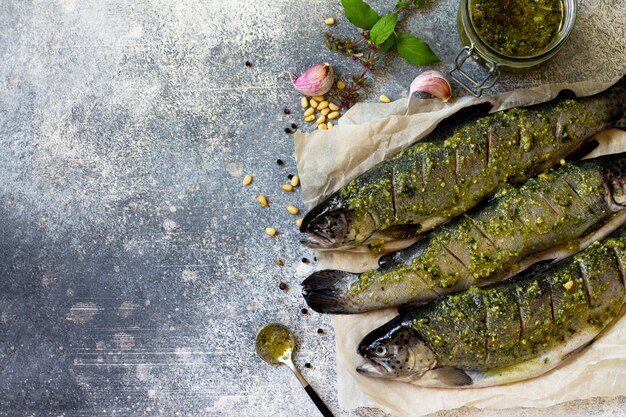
341, 0, 438, 65
326, 0, 439, 107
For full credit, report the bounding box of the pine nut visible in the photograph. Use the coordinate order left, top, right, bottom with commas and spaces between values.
327, 111, 340, 120
242, 175, 253, 186
318, 123, 327, 130
329, 102, 339, 111
304, 114, 315, 123
326, 122, 334, 129
317, 101, 329, 110
324, 18, 335, 25
286, 205, 300, 215
312, 95, 325, 102
301, 97, 309, 108
320, 108, 330, 116
265, 227, 277, 236
309, 98, 319, 108
337, 80, 345, 90
316, 115, 326, 124
295, 218, 303, 227
303, 107, 315, 117
379, 95, 391, 103
282, 184, 293, 192
291, 175, 300, 187
258, 195, 269, 206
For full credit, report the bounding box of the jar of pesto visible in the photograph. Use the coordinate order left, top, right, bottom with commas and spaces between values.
451, 0, 576, 96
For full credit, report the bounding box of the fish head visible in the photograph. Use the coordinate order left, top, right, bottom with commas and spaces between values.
300, 193, 363, 249
356, 319, 436, 382
605, 155, 626, 207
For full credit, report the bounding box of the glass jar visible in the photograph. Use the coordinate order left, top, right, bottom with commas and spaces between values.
450, 0, 577, 96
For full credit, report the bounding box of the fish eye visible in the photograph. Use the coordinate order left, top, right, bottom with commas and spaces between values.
373, 345, 387, 357
318, 216, 333, 229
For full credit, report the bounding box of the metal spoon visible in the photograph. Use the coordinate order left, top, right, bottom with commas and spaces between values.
255, 323, 334, 417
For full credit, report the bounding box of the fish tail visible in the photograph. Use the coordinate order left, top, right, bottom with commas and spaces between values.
301, 270, 359, 314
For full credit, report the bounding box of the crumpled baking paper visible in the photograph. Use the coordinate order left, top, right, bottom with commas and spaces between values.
293, 77, 626, 417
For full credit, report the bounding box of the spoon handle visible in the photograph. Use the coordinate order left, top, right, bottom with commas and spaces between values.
304, 384, 334, 417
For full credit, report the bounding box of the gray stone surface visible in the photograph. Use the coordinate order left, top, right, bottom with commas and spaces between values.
0, 0, 624, 416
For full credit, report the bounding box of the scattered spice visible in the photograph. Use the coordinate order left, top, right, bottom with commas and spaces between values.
301, 308, 308, 314
284, 127, 292, 134
317, 328, 324, 334
275, 259, 285, 267
291, 123, 297, 130
304, 362, 312, 368
283, 108, 290, 115
287, 174, 294, 180
276, 159, 284, 166
302, 258, 310, 264
279, 282, 288, 291
245, 61, 252, 67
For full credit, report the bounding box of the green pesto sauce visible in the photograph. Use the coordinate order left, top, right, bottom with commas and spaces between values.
470, 0, 564, 57
348, 161, 607, 300
408, 235, 626, 369
256, 324, 293, 363
335, 93, 615, 250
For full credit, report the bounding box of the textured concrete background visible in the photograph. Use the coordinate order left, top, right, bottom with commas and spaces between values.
0, 0, 625, 416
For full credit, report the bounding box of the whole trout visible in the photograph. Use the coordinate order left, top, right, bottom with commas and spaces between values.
356, 230, 626, 388
303, 154, 626, 313
301, 76, 626, 251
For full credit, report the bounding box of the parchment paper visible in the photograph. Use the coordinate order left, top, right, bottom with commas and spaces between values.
293, 77, 626, 417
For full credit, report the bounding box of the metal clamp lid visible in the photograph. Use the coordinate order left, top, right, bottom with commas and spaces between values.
449, 45, 500, 97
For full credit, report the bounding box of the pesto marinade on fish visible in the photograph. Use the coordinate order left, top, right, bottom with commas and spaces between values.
303, 154, 626, 313
300, 76, 626, 251
357, 230, 626, 388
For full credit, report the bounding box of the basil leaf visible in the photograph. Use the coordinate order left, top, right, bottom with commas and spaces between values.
379, 33, 398, 52
370, 13, 397, 45
341, 0, 381, 30
396, 33, 439, 65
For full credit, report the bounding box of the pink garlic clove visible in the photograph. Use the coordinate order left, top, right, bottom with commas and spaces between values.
408, 70, 452, 103
290, 63, 335, 97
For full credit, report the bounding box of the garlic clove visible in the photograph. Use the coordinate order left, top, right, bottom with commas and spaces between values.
290, 63, 335, 97
408, 70, 452, 103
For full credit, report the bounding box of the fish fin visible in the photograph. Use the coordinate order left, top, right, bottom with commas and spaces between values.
416, 102, 494, 145
609, 74, 626, 129
396, 300, 429, 315
301, 270, 358, 314
565, 138, 600, 162
380, 224, 422, 240
554, 88, 578, 100
378, 234, 431, 270
429, 367, 473, 387
506, 259, 556, 284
